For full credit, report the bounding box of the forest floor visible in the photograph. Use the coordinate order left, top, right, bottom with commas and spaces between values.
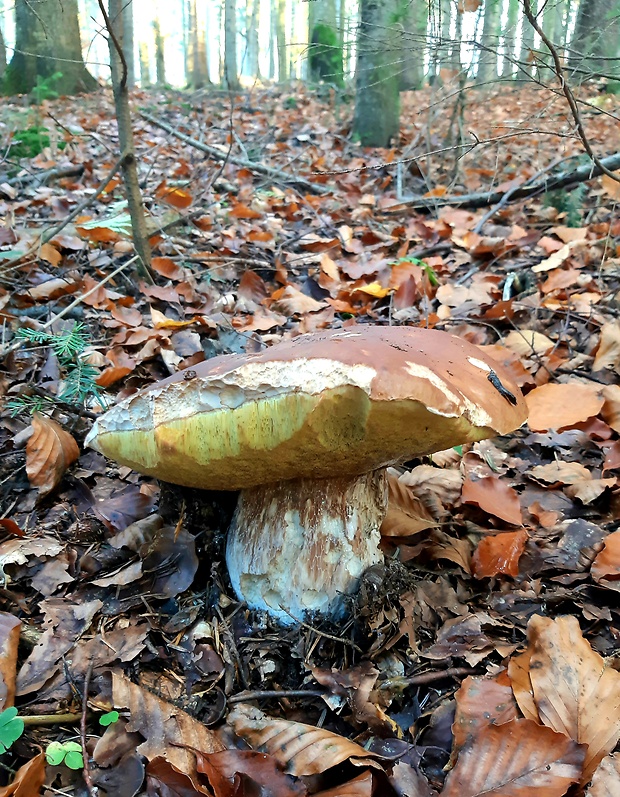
1, 79, 620, 796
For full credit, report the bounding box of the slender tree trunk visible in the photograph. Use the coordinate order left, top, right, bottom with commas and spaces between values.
399, 0, 428, 90
353, 0, 400, 147
276, 0, 287, 80
502, 0, 520, 77
121, 0, 135, 87
224, 0, 241, 89
5, 0, 97, 95
439, 0, 452, 72
569, 0, 620, 78
139, 41, 150, 87
476, 0, 501, 84
269, 0, 276, 79
154, 17, 166, 86
247, 0, 261, 79
519, 0, 538, 77
105, 0, 152, 276
188, 0, 210, 88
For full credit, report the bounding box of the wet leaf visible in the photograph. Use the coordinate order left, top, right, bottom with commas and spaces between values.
26, 413, 79, 496
472, 530, 529, 578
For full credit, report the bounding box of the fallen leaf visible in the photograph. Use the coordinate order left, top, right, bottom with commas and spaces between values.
381, 470, 438, 537
591, 530, 620, 590
472, 530, 529, 578
441, 719, 585, 797
601, 385, 620, 432
196, 749, 306, 797
270, 285, 327, 315
0, 614, 21, 709
593, 321, 620, 372
518, 614, 620, 783
151, 256, 185, 281
526, 383, 605, 431
452, 673, 519, 752
532, 240, 585, 273
586, 754, 620, 796
26, 414, 79, 496
0, 752, 46, 797
462, 477, 522, 525
503, 330, 554, 357
530, 461, 592, 486
113, 672, 224, 784
227, 703, 382, 776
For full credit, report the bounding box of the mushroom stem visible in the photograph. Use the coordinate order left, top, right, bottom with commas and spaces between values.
226, 469, 387, 624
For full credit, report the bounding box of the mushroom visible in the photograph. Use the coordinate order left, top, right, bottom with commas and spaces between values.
86, 326, 527, 624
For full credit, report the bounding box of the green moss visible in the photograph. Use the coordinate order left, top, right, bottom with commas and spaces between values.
9, 126, 66, 159
309, 23, 344, 87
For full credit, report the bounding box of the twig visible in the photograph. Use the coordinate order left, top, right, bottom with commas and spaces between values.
21, 712, 82, 726
3, 164, 84, 187
0, 255, 138, 359
228, 689, 325, 704
81, 661, 96, 797
523, 0, 620, 186
403, 666, 476, 685
139, 110, 330, 195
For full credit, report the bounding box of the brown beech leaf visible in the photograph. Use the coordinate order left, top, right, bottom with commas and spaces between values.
151, 256, 185, 280
601, 385, 620, 432
519, 614, 620, 783
227, 703, 382, 777
112, 671, 224, 784
586, 754, 620, 796
593, 321, 620, 372
313, 771, 380, 797
507, 648, 539, 722
462, 476, 522, 525
503, 329, 554, 357
530, 461, 592, 487
441, 719, 585, 797
591, 530, 620, 591
195, 749, 306, 797
526, 383, 605, 432
0, 752, 46, 797
472, 530, 529, 578
452, 673, 519, 752
26, 413, 79, 496
381, 470, 438, 537
0, 614, 21, 710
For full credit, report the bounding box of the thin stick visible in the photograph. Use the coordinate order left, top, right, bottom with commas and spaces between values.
139, 110, 329, 195
0, 255, 138, 359
228, 690, 325, 704
21, 712, 82, 726
81, 661, 96, 797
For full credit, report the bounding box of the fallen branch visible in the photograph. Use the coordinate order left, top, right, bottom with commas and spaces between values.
139, 110, 330, 195
389, 150, 620, 211
2, 163, 84, 188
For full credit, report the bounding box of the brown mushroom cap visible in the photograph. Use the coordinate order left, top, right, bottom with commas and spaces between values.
86, 326, 527, 490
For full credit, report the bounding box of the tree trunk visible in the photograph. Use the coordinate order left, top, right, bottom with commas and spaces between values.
276, 0, 287, 80
476, 0, 501, 84
121, 0, 135, 87
353, 0, 400, 147
269, 0, 276, 79
224, 0, 240, 89
502, 0, 520, 77
106, 0, 152, 277
154, 16, 166, 86
247, 0, 261, 79
398, 0, 428, 90
519, 0, 537, 77
439, 0, 453, 72
569, 0, 620, 79
308, 0, 343, 85
139, 41, 150, 87
5, 0, 97, 95
188, 0, 210, 88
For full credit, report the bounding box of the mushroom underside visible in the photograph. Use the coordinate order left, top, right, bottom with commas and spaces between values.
226, 470, 388, 623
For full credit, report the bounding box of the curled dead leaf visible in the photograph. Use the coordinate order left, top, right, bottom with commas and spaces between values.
26, 414, 79, 496
591, 530, 620, 591
526, 383, 605, 432
472, 529, 529, 578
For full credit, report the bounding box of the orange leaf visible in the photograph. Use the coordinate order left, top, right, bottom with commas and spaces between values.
0, 753, 46, 797
26, 414, 79, 496
442, 719, 585, 797
381, 471, 438, 537
472, 530, 529, 578
39, 242, 62, 267
526, 383, 605, 432
462, 476, 522, 525
151, 256, 184, 281
0, 614, 21, 709
453, 674, 519, 752
591, 530, 620, 590
229, 202, 262, 219
155, 180, 193, 209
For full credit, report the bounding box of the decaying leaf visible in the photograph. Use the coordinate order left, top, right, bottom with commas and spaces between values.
112, 672, 224, 784
227, 703, 382, 776
26, 413, 79, 496
512, 614, 620, 783
593, 321, 620, 372
382, 470, 439, 537
0, 614, 21, 710
442, 719, 585, 797
503, 329, 554, 357
452, 673, 519, 752
462, 476, 522, 526
586, 754, 620, 796
0, 752, 46, 797
591, 530, 620, 591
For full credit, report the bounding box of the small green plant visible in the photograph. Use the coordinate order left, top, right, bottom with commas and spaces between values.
31, 71, 63, 105
99, 711, 119, 727
543, 185, 587, 228
9, 126, 66, 160
0, 707, 24, 753
7, 323, 105, 416
389, 255, 440, 286
283, 96, 298, 110
45, 740, 84, 770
